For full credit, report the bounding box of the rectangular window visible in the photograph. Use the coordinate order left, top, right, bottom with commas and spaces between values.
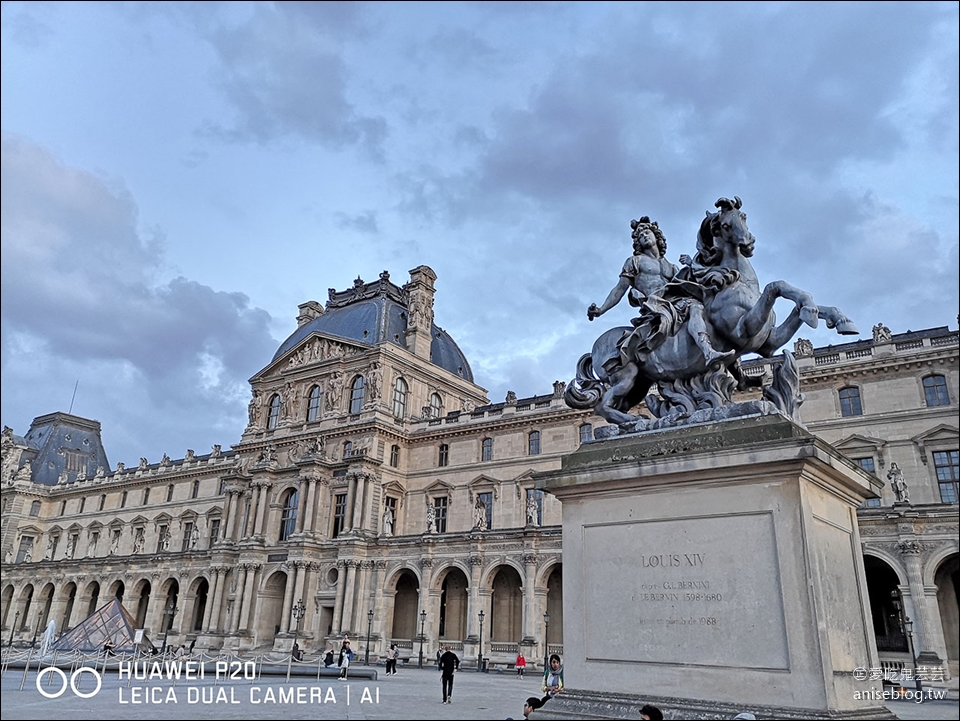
64, 450, 86, 473
923, 375, 950, 407
191, 480, 200, 499
156, 524, 169, 553
384, 496, 398, 532
389, 444, 400, 468
90, 530, 99, 554
143, 488, 151, 505
855, 457, 876, 474
481, 438, 493, 462
579, 424, 593, 444
166, 485, 175, 502
79, 497, 86, 514
16, 536, 34, 564
59, 500, 66, 516
839, 387, 863, 417
933, 450, 959, 504
98, 494, 106, 511
478, 491, 493, 530
433, 497, 448, 533
209, 519, 221, 544
181, 521, 194, 552
48, 534, 60, 560
528, 431, 541, 456
333, 493, 348, 538
120, 491, 128, 508
438, 444, 449, 467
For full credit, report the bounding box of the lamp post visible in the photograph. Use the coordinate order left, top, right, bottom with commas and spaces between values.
161, 600, 178, 656
31, 615, 42, 648
418, 610, 427, 669
286, 598, 305, 682
891, 590, 923, 693
477, 610, 485, 672
8, 611, 19, 647
365, 610, 374, 665
543, 611, 551, 671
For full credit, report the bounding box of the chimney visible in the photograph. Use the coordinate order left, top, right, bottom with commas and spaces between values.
404, 265, 437, 360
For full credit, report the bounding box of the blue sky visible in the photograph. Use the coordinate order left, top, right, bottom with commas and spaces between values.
2, 1, 957, 467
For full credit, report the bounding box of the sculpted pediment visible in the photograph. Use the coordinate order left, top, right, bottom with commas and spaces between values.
834, 434, 887, 459
253, 333, 371, 380
912, 424, 959, 461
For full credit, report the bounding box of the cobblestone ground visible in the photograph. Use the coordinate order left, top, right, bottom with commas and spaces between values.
1, 657, 956, 720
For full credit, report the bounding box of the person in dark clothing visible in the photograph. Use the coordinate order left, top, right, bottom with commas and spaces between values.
437, 644, 459, 704
639, 704, 663, 721
523, 695, 552, 718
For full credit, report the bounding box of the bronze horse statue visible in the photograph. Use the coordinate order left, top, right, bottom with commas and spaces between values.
566, 197, 858, 427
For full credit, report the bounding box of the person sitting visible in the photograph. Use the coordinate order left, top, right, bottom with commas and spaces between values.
542, 654, 564, 697
103, 639, 117, 657
324, 649, 335, 667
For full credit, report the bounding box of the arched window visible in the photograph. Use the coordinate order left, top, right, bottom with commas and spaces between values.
267, 394, 281, 429
389, 444, 400, 467
392, 378, 409, 418
279, 488, 299, 541
429, 393, 443, 419
923, 375, 950, 407
349, 376, 366, 414
307, 385, 323, 422
528, 430, 541, 456
481, 438, 493, 462
343, 441, 353, 459
838, 387, 862, 417
191, 480, 200, 499
29, 500, 41, 516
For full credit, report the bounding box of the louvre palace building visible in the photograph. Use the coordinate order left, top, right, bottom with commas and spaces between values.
1, 266, 957, 677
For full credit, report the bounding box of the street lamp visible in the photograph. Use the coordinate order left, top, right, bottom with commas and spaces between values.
891, 590, 922, 693
8, 611, 19, 646
31, 615, 42, 648
543, 612, 551, 671
418, 610, 427, 669
477, 610, 485, 672
365, 610, 374, 665
286, 598, 305, 682
161, 600, 179, 655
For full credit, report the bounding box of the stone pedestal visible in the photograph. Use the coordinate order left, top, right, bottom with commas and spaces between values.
535, 414, 895, 720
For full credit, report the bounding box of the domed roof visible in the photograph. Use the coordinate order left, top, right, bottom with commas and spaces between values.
271, 271, 473, 382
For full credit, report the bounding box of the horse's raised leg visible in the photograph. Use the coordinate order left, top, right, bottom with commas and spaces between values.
758, 306, 805, 356
818, 305, 859, 335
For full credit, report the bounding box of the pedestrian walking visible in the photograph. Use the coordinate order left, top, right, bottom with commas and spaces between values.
438, 644, 460, 704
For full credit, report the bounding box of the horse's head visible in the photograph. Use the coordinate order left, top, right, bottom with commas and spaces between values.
695, 196, 755, 265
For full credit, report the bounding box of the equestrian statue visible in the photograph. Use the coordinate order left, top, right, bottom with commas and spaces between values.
565, 197, 858, 433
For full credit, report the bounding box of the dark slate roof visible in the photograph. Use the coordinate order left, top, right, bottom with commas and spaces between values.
271, 272, 474, 382
21, 412, 111, 486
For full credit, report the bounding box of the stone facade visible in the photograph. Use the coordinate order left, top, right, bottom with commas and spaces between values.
1, 268, 956, 678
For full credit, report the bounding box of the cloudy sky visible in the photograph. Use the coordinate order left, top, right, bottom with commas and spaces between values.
2, 2, 957, 468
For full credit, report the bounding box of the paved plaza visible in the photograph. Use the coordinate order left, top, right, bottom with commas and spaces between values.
1, 657, 957, 720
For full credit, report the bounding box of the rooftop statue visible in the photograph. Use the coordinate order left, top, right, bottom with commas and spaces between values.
566, 197, 858, 433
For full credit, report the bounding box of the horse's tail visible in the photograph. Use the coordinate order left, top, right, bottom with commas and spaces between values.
564, 353, 605, 410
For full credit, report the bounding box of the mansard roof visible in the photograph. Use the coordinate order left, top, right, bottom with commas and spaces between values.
20, 412, 111, 487
271, 270, 474, 382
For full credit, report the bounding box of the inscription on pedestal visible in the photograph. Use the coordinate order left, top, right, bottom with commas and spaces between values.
582, 511, 789, 670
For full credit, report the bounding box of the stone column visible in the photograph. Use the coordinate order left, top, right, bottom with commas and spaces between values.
242, 490, 256, 538
225, 490, 242, 541
231, 565, 248, 633
254, 481, 271, 536
899, 540, 943, 667
279, 563, 295, 633
202, 567, 223, 632
466, 555, 483, 640
295, 477, 309, 534
303, 477, 318, 533
521, 553, 539, 642
238, 563, 260, 633
332, 561, 348, 633
341, 560, 359, 633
